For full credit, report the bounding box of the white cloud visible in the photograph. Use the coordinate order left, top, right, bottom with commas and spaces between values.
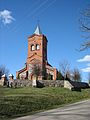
0, 10, 15, 25
81, 67, 90, 72
77, 55, 90, 62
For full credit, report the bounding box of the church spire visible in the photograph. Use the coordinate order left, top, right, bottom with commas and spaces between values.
34, 24, 42, 35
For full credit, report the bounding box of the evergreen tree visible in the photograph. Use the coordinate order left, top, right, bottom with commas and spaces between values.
56, 71, 64, 80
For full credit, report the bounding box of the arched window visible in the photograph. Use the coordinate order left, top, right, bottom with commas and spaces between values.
31, 44, 35, 51
36, 44, 40, 50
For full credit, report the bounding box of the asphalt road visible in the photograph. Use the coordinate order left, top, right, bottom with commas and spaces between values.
13, 99, 90, 120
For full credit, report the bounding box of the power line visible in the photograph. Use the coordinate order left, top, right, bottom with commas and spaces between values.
10, 0, 49, 33
9, 0, 41, 32
37, 0, 57, 17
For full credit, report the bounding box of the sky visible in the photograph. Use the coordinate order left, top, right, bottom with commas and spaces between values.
0, 0, 90, 82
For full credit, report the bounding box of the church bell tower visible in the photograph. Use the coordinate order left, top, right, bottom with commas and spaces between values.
27, 25, 48, 79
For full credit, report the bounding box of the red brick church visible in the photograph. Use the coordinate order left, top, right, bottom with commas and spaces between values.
16, 25, 57, 80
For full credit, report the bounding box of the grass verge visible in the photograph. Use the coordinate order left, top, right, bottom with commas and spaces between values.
0, 87, 90, 119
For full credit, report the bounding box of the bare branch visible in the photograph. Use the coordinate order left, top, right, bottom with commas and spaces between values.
80, 40, 90, 51
30, 62, 42, 80
72, 68, 81, 82
59, 60, 70, 79
0, 65, 9, 79
79, 6, 90, 51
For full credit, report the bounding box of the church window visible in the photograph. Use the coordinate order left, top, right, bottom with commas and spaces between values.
31, 44, 35, 51
36, 44, 40, 50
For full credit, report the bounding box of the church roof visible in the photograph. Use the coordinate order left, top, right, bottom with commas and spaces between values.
2, 74, 6, 77
34, 25, 42, 35
9, 74, 13, 77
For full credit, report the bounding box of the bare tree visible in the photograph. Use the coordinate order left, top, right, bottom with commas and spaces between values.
0, 65, 9, 79
66, 70, 71, 80
72, 68, 81, 82
88, 72, 90, 84
79, 6, 90, 50
59, 60, 70, 80
31, 63, 42, 80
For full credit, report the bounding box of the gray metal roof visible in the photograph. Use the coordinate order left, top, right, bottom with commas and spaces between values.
34, 25, 42, 35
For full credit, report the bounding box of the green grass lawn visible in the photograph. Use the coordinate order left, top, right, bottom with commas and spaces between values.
0, 87, 90, 120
